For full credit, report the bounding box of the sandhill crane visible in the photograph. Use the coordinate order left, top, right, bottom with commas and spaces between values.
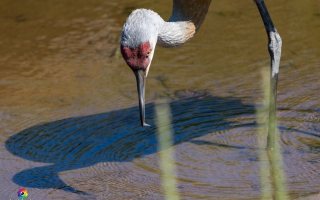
120, 0, 282, 149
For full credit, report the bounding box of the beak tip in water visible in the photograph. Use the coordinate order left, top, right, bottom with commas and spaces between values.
141, 122, 150, 127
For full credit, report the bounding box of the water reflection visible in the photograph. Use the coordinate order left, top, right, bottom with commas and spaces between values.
6, 93, 255, 196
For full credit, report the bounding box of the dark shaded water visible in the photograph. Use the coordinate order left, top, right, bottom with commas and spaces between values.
1, 0, 320, 199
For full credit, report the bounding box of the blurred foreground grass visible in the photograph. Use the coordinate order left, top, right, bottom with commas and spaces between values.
154, 67, 289, 199
155, 101, 180, 200
257, 67, 288, 200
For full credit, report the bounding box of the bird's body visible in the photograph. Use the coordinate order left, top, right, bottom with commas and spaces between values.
120, 0, 282, 149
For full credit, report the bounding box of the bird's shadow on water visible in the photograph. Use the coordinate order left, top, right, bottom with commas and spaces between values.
5, 92, 256, 195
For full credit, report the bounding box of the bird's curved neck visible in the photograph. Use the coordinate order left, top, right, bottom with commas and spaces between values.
157, 0, 212, 47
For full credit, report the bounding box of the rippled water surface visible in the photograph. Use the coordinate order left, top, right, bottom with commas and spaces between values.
1, 0, 320, 199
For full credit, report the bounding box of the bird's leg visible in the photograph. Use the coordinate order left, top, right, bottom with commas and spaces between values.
254, 0, 282, 150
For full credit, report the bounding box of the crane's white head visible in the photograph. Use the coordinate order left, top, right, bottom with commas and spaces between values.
120, 9, 163, 76
120, 9, 164, 127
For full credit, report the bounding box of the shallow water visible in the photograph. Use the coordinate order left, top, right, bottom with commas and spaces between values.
1, 0, 320, 199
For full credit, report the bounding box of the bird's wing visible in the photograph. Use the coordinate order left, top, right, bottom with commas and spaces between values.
169, 0, 212, 32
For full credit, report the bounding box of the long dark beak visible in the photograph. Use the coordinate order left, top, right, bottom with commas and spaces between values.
134, 69, 150, 127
